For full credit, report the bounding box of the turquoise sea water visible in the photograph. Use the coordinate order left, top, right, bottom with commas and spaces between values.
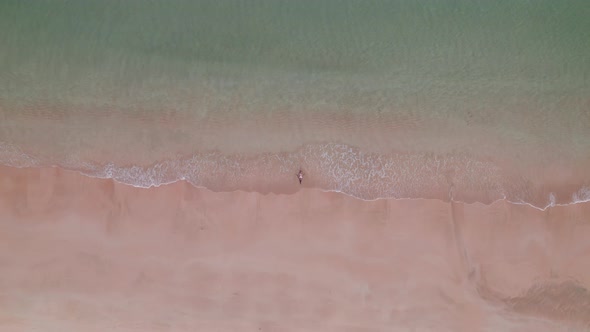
2, 1, 588, 104
0, 1, 589, 206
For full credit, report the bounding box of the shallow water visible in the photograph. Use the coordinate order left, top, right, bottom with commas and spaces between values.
1, 1, 589, 206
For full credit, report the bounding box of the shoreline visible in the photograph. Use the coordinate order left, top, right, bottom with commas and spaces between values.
20, 165, 590, 212
3, 99, 589, 210
1, 150, 589, 210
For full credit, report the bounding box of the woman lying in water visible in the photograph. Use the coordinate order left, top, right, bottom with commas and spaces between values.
297, 169, 304, 184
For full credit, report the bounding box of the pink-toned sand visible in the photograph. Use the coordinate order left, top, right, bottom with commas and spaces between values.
1, 165, 589, 331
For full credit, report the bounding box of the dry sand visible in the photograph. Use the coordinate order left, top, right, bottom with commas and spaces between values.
1, 165, 589, 331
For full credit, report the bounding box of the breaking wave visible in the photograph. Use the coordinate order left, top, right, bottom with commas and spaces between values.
1, 141, 588, 210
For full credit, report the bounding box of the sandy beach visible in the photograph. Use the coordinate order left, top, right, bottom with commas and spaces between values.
1, 165, 589, 331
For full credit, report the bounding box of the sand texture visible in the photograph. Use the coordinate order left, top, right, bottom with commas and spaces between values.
1, 166, 589, 331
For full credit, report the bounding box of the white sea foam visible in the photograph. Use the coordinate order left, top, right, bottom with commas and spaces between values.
0, 142, 40, 168
548, 192, 557, 207
0, 141, 588, 210
572, 186, 590, 203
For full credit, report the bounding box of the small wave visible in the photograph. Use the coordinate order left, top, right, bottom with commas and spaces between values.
572, 186, 590, 204
1, 141, 588, 210
0, 142, 40, 168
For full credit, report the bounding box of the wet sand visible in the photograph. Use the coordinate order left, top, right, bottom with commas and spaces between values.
2, 101, 590, 209
1, 165, 589, 331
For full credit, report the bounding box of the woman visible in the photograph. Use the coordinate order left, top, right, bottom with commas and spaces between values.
297, 169, 304, 184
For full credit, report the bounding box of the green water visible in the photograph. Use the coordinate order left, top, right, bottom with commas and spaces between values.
0, 1, 589, 205
1, 1, 589, 162
1, 0, 588, 106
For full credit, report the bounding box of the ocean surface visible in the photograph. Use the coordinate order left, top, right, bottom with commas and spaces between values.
1, 2, 590, 331
1, 0, 590, 208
